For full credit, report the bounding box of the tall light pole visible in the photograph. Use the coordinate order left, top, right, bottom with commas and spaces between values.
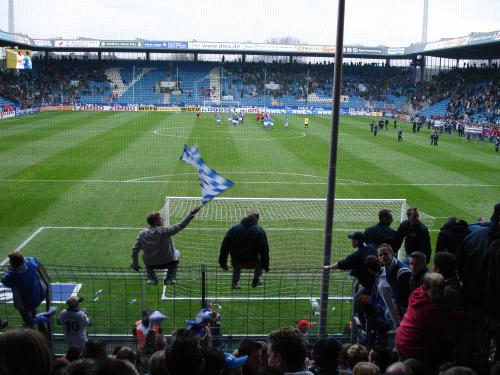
8, 0, 15, 33
421, 0, 429, 43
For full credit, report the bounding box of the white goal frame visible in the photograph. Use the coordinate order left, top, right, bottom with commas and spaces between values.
162, 196, 412, 225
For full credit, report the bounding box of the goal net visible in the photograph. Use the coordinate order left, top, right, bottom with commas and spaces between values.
161, 197, 435, 270
202, 100, 240, 108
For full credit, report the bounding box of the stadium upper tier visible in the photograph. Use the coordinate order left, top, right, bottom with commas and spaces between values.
0, 59, 499, 121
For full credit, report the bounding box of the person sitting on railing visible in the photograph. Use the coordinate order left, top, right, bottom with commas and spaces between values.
131, 206, 201, 286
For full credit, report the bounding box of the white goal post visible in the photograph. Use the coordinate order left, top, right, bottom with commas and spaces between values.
160, 197, 435, 270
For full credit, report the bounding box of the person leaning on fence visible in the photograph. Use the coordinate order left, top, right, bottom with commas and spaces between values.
219, 210, 270, 289
1, 252, 47, 327
131, 206, 201, 285
323, 231, 377, 293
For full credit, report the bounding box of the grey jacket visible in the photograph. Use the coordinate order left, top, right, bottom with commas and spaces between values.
131, 212, 195, 267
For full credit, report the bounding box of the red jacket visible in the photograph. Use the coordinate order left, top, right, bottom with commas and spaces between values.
395, 286, 466, 360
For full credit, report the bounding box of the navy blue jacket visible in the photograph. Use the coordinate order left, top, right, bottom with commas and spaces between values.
219, 217, 270, 270
337, 243, 377, 290
394, 220, 432, 263
364, 222, 397, 249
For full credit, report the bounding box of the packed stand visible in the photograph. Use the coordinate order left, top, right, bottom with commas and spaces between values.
410, 65, 500, 122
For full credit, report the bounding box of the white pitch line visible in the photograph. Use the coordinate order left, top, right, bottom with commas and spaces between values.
160, 296, 352, 301
128, 171, 326, 183
43, 226, 143, 230
0, 178, 497, 187
0, 227, 45, 267
39, 226, 440, 232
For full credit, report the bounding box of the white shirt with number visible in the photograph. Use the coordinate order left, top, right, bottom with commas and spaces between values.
59, 309, 91, 348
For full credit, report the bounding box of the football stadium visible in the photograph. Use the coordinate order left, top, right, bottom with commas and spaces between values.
0, 0, 499, 373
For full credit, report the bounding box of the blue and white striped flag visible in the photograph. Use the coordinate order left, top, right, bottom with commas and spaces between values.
180, 144, 234, 203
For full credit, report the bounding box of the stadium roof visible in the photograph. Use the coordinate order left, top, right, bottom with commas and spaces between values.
1, 29, 500, 60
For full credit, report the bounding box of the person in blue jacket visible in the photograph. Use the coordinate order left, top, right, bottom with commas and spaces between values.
1, 252, 46, 327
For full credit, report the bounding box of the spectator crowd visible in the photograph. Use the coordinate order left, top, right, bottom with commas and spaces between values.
0, 202, 499, 375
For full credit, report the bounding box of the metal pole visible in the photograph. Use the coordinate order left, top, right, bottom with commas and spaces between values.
132, 65, 135, 104
201, 264, 206, 308
319, 0, 346, 338
8, 0, 14, 33
421, 0, 429, 44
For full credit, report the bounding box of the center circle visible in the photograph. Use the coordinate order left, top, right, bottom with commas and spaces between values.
153, 126, 306, 140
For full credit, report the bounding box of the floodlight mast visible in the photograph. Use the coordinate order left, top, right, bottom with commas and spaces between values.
8, 0, 14, 33
422, 0, 429, 43
319, 0, 345, 338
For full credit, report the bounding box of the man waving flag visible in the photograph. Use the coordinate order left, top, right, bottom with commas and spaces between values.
180, 145, 234, 203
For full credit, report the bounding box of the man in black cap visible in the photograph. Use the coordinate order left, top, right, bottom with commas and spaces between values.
323, 231, 377, 292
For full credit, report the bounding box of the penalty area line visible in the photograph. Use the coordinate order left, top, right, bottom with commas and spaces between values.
0, 227, 45, 267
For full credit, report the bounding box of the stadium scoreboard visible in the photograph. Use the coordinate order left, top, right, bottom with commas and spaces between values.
6, 48, 32, 70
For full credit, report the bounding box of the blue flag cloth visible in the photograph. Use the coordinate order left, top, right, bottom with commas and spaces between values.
180, 145, 234, 203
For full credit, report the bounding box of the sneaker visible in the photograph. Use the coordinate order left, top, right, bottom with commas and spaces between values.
231, 282, 242, 289
0, 319, 7, 330
251, 278, 263, 288
147, 279, 158, 285
164, 279, 176, 286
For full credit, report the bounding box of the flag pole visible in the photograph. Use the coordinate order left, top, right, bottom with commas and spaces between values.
319, 0, 346, 338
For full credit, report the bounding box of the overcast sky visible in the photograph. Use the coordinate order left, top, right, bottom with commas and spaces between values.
0, 0, 499, 47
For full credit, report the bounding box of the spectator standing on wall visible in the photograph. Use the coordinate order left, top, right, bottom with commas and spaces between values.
219, 210, 270, 289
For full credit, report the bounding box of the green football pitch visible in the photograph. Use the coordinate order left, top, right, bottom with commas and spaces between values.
0, 111, 498, 337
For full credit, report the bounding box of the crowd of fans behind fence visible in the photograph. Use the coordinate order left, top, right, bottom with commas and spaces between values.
0, 202, 499, 375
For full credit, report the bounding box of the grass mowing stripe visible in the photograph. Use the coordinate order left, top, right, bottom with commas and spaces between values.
8, 113, 153, 180
0, 112, 114, 155
0, 112, 126, 178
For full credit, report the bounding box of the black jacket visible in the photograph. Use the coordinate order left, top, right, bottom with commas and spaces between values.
337, 243, 377, 290
456, 225, 500, 316
219, 217, 270, 270
394, 220, 432, 263
435, 220, 471, 255
364, 222, 397, 249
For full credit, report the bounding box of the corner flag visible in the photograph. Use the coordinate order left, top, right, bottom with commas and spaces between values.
180, 145, 234, 203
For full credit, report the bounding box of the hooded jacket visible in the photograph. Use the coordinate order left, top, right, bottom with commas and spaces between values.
435, 220, 471, 255
219, 216, 270, 270
395, 286, 466, 360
